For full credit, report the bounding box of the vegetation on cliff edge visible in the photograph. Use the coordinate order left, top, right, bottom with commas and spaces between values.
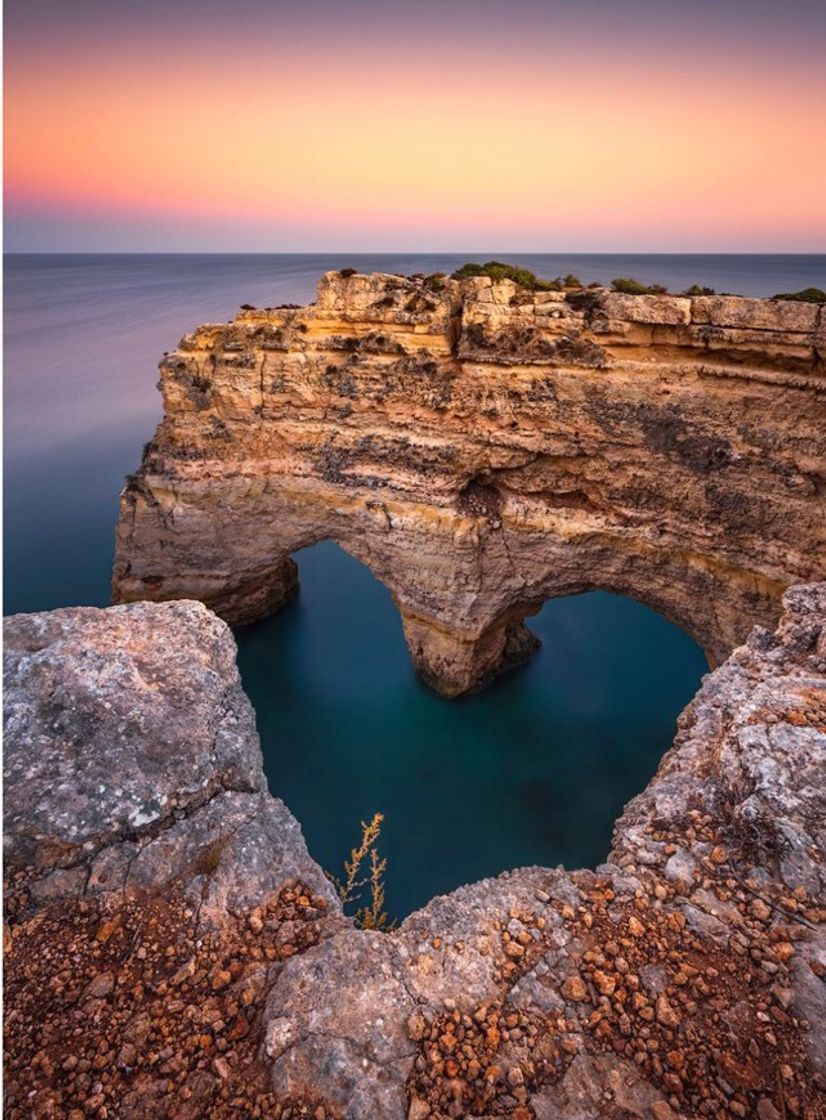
329, 811, 394, 930
451, 261, 565, 291
772, 287, 826, 303
611, 276, 669, 295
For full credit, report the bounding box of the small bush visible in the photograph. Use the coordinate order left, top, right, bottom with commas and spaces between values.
611, 277, 669, 296
339, 267, 357, 278
562, 274, 583, 289
534, 277, 564, 291
240, 302, 256, 310
772, 287, 826, 304
683, 284, 716, 296
425, 272, 446, 291
451, 260, 561, 291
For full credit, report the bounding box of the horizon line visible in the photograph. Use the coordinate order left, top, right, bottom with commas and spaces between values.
5, 250, 826, 257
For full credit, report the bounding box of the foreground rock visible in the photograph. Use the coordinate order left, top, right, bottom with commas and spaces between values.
113, 271, 826, 695
4, 589, 825, 1118
3, 600, 339, 921
4, 601, 346, 1118
262, 585, 826, 1118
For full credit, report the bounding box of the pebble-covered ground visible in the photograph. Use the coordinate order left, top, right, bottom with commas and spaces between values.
3, 874, 338, 1120
403, 807, 825, 1119
6, 815, 825, 1120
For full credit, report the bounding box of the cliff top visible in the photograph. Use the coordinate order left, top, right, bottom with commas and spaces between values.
224, 268, 826, 344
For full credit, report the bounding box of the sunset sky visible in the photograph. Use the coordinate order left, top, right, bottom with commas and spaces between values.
5, 0, 826, 252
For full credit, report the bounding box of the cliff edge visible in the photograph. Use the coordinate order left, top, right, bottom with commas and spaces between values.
5, 588, 826, 1118
113, 272, 826, 695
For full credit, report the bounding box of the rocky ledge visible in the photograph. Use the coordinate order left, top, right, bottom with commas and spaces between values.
113, 271, 825, 695
4, 587, 826, 1119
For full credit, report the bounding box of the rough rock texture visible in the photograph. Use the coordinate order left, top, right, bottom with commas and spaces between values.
113, 271, 826, 694
2, 600, 341, 921
4, 588, 826, 1118
3, 601, 347, 1119
262, 584, 826, 1118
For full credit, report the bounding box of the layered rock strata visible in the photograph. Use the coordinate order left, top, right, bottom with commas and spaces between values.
113, 272, 826, 694
4, 587, 826, 1118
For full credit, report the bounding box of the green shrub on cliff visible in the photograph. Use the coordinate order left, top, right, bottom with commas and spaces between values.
683, 284, 716, 296
611, 277, 669, 295
451, 261, 562, 291
772, 287, 826, 303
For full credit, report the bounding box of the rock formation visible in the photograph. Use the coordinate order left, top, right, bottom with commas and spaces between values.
3, 601, 347, 1119
3, 600, 341, 920
5, 587, 826, 1118
113, 271, 826, 694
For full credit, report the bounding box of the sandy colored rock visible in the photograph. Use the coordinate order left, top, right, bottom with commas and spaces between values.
4, 571, 826, 1119
113, 270, 826, 695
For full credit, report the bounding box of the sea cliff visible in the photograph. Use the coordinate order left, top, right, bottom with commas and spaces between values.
4, 587, 826, 1118
113, 272, 825, 695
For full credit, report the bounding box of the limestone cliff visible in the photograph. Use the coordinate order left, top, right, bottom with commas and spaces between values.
112, 272, 826, 695
4, 588, 826, 1118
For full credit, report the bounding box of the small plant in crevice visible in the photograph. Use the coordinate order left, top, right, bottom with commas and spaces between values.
329, 811, 395, 930
184, 835, 230, 882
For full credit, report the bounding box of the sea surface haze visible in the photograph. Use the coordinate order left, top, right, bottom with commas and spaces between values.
5, 253, 822, 916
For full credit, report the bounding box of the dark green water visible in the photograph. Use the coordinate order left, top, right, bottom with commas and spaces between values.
11, 254, 816, 916
236, 542, 707, 915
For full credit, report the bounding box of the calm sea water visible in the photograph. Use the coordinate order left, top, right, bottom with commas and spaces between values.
5, 253, 823, 916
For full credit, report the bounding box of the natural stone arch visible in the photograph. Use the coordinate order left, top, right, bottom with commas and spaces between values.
113, 270, 826, 695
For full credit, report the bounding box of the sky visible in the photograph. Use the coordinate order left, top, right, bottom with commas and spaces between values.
4, 0, 826, 252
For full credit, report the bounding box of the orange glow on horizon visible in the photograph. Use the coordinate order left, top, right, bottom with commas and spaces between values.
5, 26, 825, 249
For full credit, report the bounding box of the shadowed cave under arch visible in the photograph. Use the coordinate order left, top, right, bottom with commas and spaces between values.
234, 540, 708, 919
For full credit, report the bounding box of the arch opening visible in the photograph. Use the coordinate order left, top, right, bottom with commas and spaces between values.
234, 540, 708, 920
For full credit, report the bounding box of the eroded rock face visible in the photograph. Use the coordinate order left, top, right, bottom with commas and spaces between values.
262, 584, 826, 1118
2, 601, 340, 920
5, 590, 824, 1118
113, 272, 826, 695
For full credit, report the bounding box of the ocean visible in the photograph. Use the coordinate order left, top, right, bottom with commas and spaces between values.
5, 252, 823, 916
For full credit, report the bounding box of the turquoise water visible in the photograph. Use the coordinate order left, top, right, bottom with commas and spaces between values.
236, 543, 706, 915
6, 254, 821, 916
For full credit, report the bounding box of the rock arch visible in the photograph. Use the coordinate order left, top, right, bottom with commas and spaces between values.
113, 270, 826, 695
